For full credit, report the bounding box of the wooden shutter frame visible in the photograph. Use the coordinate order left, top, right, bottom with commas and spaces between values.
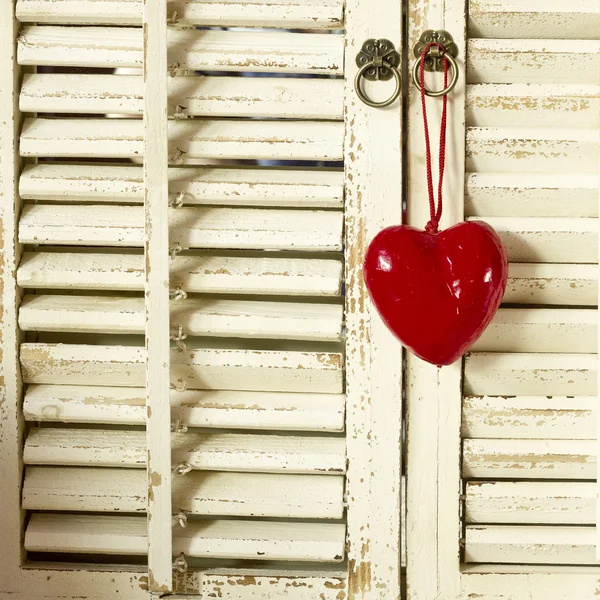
0, 0, 404, 598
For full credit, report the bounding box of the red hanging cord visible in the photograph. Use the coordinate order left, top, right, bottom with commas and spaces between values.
420, 42, 449, 234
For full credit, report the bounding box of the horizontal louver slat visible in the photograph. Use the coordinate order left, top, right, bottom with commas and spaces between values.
23, 385, 346, 431
20, 343, 344, 393
16, 0, 344, 28
17, 27, 344, 74
23, 467, 345, 518
25, 513, 347, 561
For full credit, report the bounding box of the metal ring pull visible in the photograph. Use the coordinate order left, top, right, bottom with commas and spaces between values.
411, 51, 458, 98
354, 38, 401, 108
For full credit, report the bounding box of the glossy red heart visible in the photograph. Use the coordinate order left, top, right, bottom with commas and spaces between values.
363, 221, 508, 366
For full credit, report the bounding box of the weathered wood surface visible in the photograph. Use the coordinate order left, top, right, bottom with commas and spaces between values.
19, 295, 344, 342
19, 204, 343, 251
24, 428, 346, 473
464, 353, 597, 396
17, 26, 345, 74
472, 308, 597, 353
20, 343, 344, 393
23, 466, 345, 518
16, 0, 345, 28
465, 481, 596, 524
19, 163, 344, 207
463, 438, 595, 479
17, 252, 343, 296
23, 385, 346, 431
462, 395, 596, 439
20, 118, 344, 161
504, 264, 598, 306
465, 525, 600, 565
25, 513, 347, 561
469, 0, 600, 39
20, 74, 344, 120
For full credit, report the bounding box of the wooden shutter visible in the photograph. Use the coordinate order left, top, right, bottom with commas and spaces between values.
0, 0, 403, 598
405, 0, 600, 598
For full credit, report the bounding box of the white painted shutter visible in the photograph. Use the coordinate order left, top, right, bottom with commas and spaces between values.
0, 0, 403, 598
406, 0, 600, 597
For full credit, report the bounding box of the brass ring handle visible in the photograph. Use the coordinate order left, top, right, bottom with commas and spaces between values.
354, 60, 402, 108
411, 51, 458, 97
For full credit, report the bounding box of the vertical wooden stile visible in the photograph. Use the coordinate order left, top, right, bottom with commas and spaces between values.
0, 0, 24, 589
344, 1, 403, 597
405, 1, 467, 598
143, 0, 172, 593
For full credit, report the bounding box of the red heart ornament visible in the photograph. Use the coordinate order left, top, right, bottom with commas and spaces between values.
363, 221, 508, 366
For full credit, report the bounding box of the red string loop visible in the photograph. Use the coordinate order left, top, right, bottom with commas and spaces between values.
420, 42, 449, 234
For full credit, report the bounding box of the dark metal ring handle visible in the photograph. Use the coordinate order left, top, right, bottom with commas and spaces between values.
411, 51, 459, 98
354, 60, 402, 108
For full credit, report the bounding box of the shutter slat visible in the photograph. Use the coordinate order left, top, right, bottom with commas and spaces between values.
466, 481, 595, 525
19, 164, 344, 208
467, 84, 600, 128
17, 252, 343, 296
20, 119, 344, 162
469, 0, 600, 39
16, 0, 344, 29
466, 173, 599, 218
19, 205, 344, 252
466, 128, 599, 174
463, 439, 595, 480
462, 396, 595, 440
19, 295, 344, 342
23, 467, 345, 518
17, 27, 344, 75
20, 74, 344, 120
20, 343, 344, 393
25, 513, 347, 561
472, 308, 597, 353
467, 39, 600, 84
505, 264, 598, 306
464, 353, 596, 396
465, 526, 599, 565
24, 428, 346, 474
470, 217, 598, 264
23, 385, 345, 431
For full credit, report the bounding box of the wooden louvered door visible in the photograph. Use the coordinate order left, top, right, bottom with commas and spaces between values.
405, 0, 600, 598
0, 0, 402, 598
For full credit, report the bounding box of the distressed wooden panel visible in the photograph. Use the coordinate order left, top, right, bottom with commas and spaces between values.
467, 40, 600, 84
504, 263, 598, 306
462, 439, 595, 479
469, 217, 598, 264
23, 467, 345, 518
25, 513, 347, 561
465, 173, 599, 218
466, 128, 600, 174
466, 85, 600, 129
20, 74, 345, 120
19, 295, 344, 342
472, 308, 597, 353
464, 525, 600, 565
462, 396, 596, 440
24, 428, 346, 474
20, 343, 344, 393
20, 119, 344, 162
17, 252, 343, 296
16, 0, 345, 28
17, 27, 345, 74
465, 481, 596, 525
19, 205, 343, 251
469, 0, 600, 39
19, 164, 344, 208
464, 353, 597, 396
23, 385, 345, 431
